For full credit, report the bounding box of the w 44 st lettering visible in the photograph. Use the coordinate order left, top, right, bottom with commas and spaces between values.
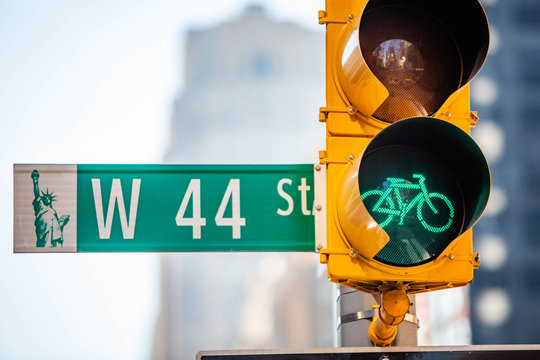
91, 176, 313, 241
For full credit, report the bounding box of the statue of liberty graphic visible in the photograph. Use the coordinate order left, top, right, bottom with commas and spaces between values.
31, 169, 70, 247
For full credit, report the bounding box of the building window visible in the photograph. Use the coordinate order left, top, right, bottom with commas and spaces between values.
251, 53, 272, 78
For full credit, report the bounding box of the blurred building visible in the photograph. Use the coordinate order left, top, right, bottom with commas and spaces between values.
469, 0, 540, 344
155, 5, 333, 359
164, 5, 323, 164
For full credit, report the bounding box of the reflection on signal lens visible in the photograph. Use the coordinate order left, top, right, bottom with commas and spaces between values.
371, 39, 424, 87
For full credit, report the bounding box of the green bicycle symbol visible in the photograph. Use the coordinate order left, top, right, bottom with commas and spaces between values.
361, 174, 455, 233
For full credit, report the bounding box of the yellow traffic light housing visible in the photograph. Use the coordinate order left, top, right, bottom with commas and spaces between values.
319, 0, 491, 294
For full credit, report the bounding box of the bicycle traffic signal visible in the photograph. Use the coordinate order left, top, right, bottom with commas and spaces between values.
318, 0, 491, 294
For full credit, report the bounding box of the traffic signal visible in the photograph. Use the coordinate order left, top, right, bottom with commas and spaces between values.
318, 0, 491, 295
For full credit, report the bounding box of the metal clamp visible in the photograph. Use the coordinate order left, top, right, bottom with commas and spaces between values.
337, 309, 377, 329
338, 310, 419, 329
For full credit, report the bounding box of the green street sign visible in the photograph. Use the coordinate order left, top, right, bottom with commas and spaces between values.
14, 164, 322, 253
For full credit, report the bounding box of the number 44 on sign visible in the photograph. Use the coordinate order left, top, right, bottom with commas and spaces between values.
175, 179, 245, 240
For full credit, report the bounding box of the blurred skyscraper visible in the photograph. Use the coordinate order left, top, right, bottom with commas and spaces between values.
155, 5, 333, 359
470, 0, 540, 344
164, 5, 323, 164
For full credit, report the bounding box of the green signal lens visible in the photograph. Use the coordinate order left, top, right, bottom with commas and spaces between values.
357, 117, 490, 267
360, 148, 465, 266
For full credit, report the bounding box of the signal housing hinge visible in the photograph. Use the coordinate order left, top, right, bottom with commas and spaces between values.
318, 10, 350, 24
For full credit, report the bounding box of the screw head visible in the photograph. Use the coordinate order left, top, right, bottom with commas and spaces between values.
350, 249, 356, 257
315, 204, 322, 211
349, 154, 354, 160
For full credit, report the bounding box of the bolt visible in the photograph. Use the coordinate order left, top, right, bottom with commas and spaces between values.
350, 249, 356, 257
349, 154, 354, 160
348, 14, 354, 20
446, 111, 452, 117
316, 244, 323, 251
315, 164, 321, 171
316, 204, 322, 211
348, 106, 355, 114
449, 254, 455, 260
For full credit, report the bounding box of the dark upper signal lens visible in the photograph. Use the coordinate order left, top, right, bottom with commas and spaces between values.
358, 0, 489, 123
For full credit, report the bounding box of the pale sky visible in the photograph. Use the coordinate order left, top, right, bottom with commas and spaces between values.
0, 1, 323, 358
